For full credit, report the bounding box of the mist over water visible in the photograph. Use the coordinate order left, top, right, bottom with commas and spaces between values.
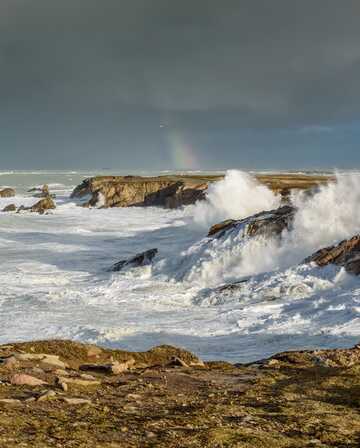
0, 170, 359, 362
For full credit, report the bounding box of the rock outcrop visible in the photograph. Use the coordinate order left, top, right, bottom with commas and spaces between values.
17, 196, 56, 214
71, 176, 208, 209
70, 174, 333, 209
208, 205, 296, 240
2, 204, 16, 212
304, 235, 360, 275
110, 248, 158, 272
30, 197, 56, 214
0, 188, 15, 198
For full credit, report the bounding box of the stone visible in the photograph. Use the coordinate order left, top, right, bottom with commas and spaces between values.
0, 188, 15, 198
110, 249, 158, 272
57, 376, 101, 387
60, 382, 68, 392
37, 390, 57, 402
79, 358, 135, 375
1, 356, 20, 370
86, 345, 103, 358
208, 205, 296, 240
54, 369, 70, 376
2, 204, 16, 212
10, 374, 47, 387
30, 197, 56, 214
15, 353, 67, 369
62, 398, 92, 405
0, 399, 22, 406
304, 235, 360, 275
168, 356, 189, 368
80, 373, 97, 380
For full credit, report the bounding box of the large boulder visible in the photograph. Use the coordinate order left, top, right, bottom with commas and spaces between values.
208, 205, 296, 240
18, 197, 56, 214
304, 235, 360, 275
71, 176, 208, 209
30, 197, 56, 214
0, 188, 15, 198
110, 248, 158, 272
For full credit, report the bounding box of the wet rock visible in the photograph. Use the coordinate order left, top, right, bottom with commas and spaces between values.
31, 184, 56, 199
0, 188, 15, 198
29, 196, 56, 214
208, 205, 296, 240
2, 204, 16, 212
10, 374, 47, 387
110, 249, 158, 272
304, 235, 360, 275
80, 358, 135, 375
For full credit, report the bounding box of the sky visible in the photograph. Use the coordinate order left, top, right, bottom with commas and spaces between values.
1, 0, 360, 170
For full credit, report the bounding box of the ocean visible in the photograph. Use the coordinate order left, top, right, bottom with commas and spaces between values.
0, 169, 359, 362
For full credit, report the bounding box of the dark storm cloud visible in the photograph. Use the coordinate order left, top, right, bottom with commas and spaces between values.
1, 0, 360, 168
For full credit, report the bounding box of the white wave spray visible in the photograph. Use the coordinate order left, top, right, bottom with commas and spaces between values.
163, 171, 360, 289
191, 170, 281, 228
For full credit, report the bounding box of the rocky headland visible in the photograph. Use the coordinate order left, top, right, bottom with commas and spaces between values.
70, 173, 334, 209
0, 339, 359, 447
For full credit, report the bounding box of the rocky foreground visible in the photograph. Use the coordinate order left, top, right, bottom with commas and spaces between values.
0, 340, 359, 447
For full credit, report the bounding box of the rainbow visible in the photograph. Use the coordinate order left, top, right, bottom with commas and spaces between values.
164, 129, 199, 170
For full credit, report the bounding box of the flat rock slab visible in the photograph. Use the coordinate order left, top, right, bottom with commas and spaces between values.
10, 374, 47, 387
80, 358, 135, 374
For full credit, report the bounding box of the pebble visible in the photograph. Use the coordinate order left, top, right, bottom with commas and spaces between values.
57, 376, 101, 387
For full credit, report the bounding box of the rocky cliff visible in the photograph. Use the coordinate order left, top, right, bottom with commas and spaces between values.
71, 175, 209, 208
71, 173, 333, 209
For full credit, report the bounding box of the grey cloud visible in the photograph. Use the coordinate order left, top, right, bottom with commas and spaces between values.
1, 1, 360, 168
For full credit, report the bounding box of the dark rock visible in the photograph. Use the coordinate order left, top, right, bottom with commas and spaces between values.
304, 235, 360, 275
2, 204, 16, 212
110, 248, 158, 272
168, 356, 189, 368
0, 188, 15, 198
208, 205, 296, 240
79, 359, 135, 375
